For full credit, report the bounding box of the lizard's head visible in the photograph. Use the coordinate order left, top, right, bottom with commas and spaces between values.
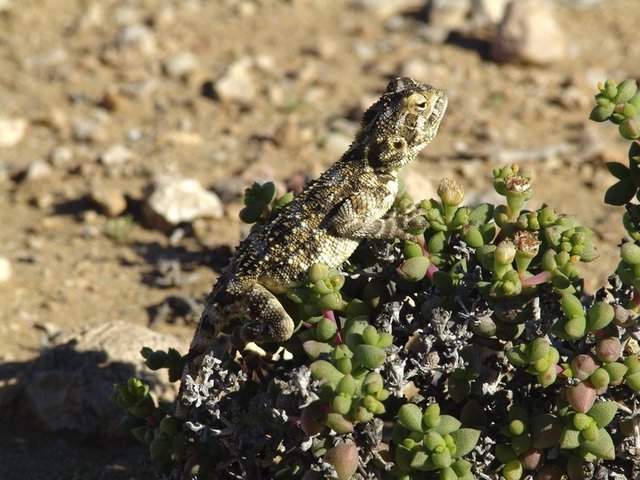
358, 77, 448, 172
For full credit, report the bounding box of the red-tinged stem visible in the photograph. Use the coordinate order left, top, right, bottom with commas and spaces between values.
521, 271, 552, 288
426, 263, 439, 280
323, 310, 343, 344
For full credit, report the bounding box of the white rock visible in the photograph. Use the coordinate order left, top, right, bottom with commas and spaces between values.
99, 144, 135, 167
0, 255, 12, 283
118, 24, 157, 55
472, 0, 510, 24
0, 0, 12, 12
214, 58, 256, 105
491, 0, 567, 65
351, 0, 425, 19
163, 52, 198, 80
24, 159, 53, 181
0, 117, 27, 147
145, 176, 224, 228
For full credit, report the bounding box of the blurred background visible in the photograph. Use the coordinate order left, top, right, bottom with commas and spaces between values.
0, 0, 638, 478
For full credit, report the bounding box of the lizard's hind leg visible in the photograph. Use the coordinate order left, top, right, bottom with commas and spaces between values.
231, 283, 295, 346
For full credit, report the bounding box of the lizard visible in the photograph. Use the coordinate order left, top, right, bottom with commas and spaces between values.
177, 77, 447, 415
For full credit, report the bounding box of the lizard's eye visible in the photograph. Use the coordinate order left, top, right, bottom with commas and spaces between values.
407, 93, 431, 114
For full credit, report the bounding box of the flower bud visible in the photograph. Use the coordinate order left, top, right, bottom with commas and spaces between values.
437, 178, 464, 207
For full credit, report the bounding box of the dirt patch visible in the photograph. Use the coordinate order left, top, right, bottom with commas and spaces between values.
0, 0, 638, 477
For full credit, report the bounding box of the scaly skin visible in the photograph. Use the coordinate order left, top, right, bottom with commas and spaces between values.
177, 77, 447, 417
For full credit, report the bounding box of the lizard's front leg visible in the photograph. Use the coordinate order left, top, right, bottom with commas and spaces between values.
328, 192, 426, 241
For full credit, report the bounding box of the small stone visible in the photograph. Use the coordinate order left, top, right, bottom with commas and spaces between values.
0, 0, 13, 12
304, 37, 338, 59
72, 116, 108, 143
117, 24, 157, 55
99, 144, 135, 168
472, 0, 510, 24
22, 48, 68, 70
0, 255, 12, 283
98, 88, 124, 111
24, 160, 53, 181
0, 117, 27, 147
90, 186, 128, 217
163, 52, 198, 80
213, 58, 256, 105
144, 176, 224, 230
351, 0, 424, 19
491, 0, 567, 65
428, 0, 472, 30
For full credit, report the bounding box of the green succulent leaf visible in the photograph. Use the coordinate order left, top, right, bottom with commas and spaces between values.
468, 203, 494, 225
433, 415, 462, 436
398, 403, 423, 433
559, 428, 581, 449
582, 428, 616, 460
448, 428, 480, 458
587, 401, 618, 429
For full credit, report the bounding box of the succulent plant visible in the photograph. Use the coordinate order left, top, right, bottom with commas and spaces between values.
111, 80, 640, 479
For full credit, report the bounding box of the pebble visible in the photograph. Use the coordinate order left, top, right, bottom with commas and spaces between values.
428, 0, 471, 30
144, 176, 224, 230
99, 144, 135, 168
0, 255, 12, 283
72, 115, 108, 143
213, 58, 256, 105
351, 0, 425, 19
472, 0, 510, 24
0, 117, 27, 147
491, 0, 567, 65
117, 24, 157, 55
24, 160, 53, 181
90, 186, 128, 217
163, 52, 198, 80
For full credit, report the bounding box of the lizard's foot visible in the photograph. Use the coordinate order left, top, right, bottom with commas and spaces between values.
393, 204, 428, 239
232, 282, 295, 345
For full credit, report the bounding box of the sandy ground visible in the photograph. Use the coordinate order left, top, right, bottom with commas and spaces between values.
0, 0, 639, 478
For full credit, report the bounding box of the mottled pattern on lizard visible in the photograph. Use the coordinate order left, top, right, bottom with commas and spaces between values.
181, 77, 447, 400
